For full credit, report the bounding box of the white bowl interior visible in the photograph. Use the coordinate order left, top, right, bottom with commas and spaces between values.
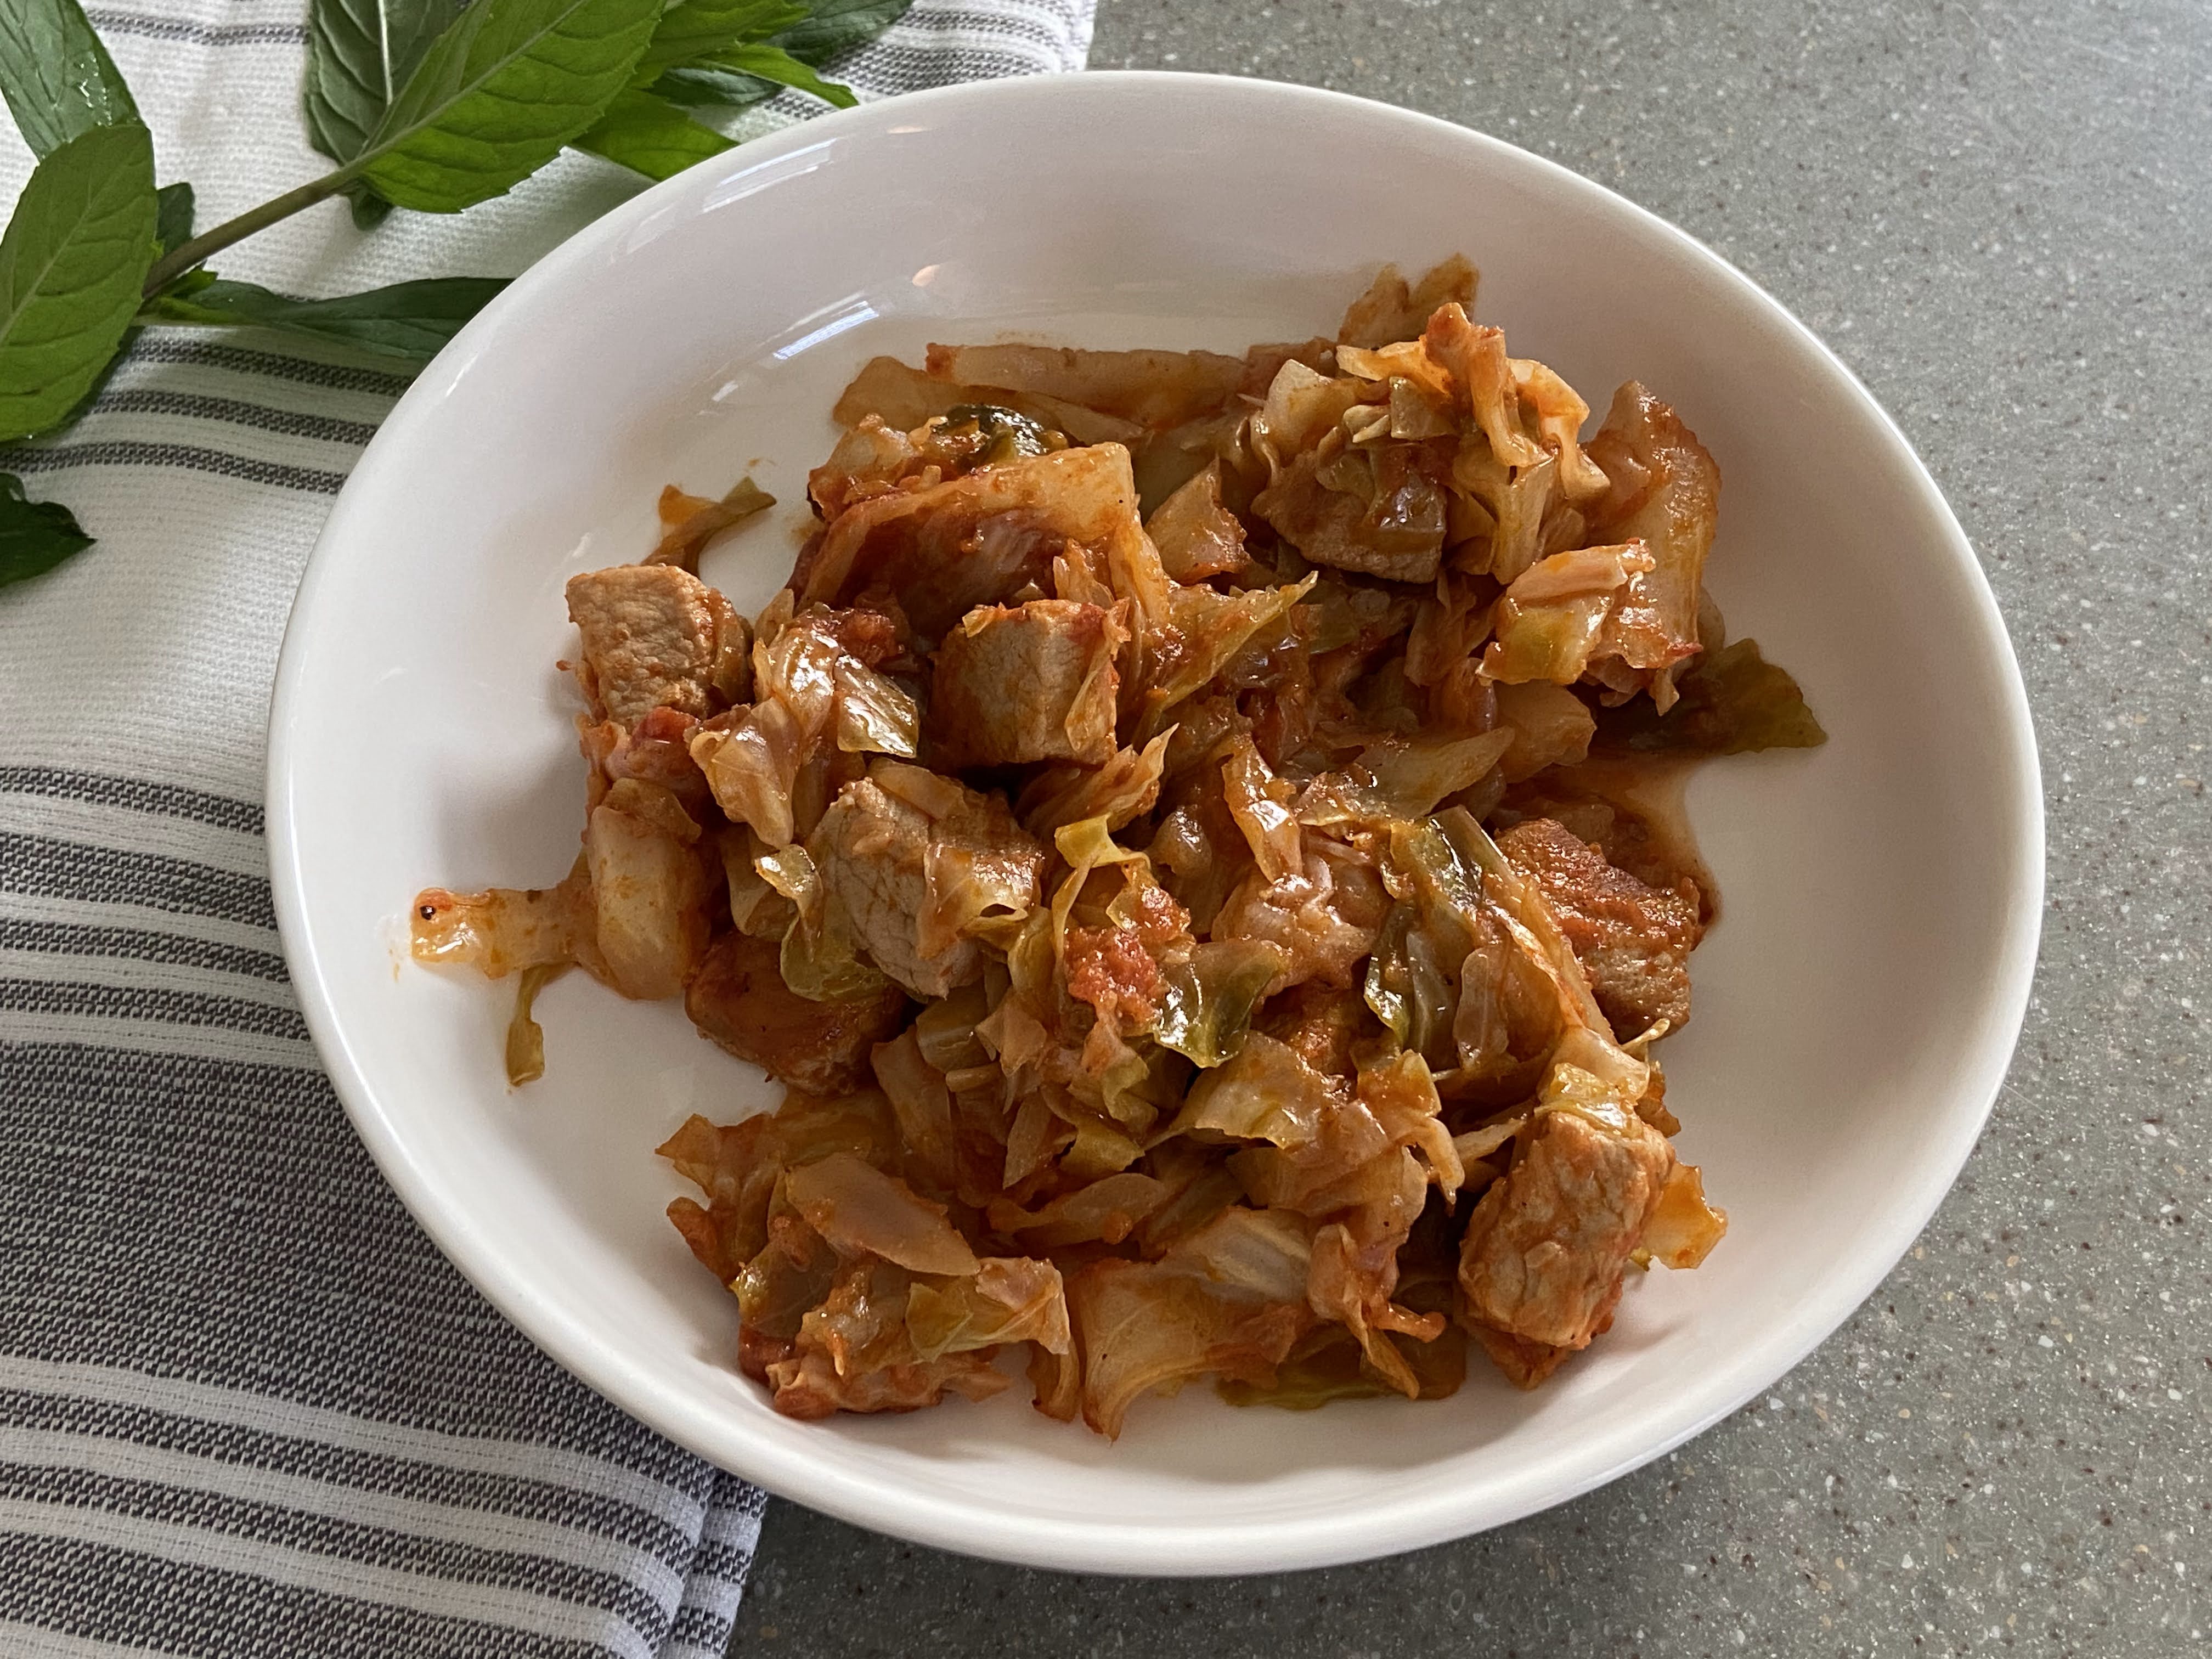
269, 74, 2039, 1575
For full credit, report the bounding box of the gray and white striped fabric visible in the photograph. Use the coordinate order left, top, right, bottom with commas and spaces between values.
0, 2, 1092, 1654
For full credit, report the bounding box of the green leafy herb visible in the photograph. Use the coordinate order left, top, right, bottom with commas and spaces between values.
1596, 638, 1828, 755
651, 63, 783, 111
0, 122, 158, 442
0, 0, 915, 588
709, 41, 857, 106
351, 0, 663, 214
634, 0, 806, 82
154, 182, 194, 254
771, 0, 910, 65
305, 0, 470, 161
143, 274, 507, 360
0, 0, 137, 157
0, 472, 94, 586
573, 89, 736, 180
304, 0, 469, 227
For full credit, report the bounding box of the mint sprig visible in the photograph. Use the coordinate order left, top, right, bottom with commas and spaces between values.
0, 473, 93, 583
0, 0, 138, 157
0, 122, 158, 442
303, 0, 469, 227
574, 87, 735, 180
349, 0, 665, 213
0, 0, 911, 587
145, 274, 512, 360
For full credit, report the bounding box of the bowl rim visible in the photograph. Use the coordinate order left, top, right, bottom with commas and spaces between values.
266, 68, 2045, 1576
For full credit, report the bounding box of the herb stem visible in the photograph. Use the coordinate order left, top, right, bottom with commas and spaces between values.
141, 170, 357, 297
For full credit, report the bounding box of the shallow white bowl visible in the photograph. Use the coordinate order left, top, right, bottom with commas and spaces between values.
268, 71, 2041, 1576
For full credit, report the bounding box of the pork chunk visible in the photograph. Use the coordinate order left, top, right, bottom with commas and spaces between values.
1251, 442, 1448, 583
567, 565, 742, 724
1497, 817, 1701, 1034
1457, 1109, 1675, 1352
685, 932, 909, 1094
806, 766, 1046, 998
928, 599, 1121, 768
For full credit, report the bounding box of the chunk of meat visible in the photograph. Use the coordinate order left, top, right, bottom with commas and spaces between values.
928, 599, 1123, 768
1496, 817, 1701, 1032
566, 565, 743, 724
1456, 1109, 1675, 1352
1251, 442, 1448, 583
684, 932, 909, 1093
806, 769, 1045, 998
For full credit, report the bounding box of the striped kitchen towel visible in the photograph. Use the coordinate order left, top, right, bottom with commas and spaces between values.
0, 2, 1092, 1655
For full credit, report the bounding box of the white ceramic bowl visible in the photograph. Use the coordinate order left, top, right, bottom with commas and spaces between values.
268, 72, 2041, 1575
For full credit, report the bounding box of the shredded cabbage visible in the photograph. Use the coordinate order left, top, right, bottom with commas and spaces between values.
757, 843, 895, 1004
432, 257, 1793, 1427
906, 1257, 1071, 1361
1153, 939, 1286, 1068
783, 1152, 980, 1277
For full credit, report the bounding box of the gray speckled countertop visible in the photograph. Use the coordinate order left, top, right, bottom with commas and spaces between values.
730, 2, 2212, 1651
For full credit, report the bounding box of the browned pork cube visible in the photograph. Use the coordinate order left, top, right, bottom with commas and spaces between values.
685, 932, 909, 1094
928, 600, 1120, 768
566, 565, 743, 724
1457, 1109, 1675, 1354
1497, 817, 1702, 1035
807, 768, 1045, 999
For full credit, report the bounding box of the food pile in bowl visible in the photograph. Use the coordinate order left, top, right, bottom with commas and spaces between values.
412, 257, 1822, 1438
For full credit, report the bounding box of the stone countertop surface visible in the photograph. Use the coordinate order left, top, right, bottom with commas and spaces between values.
730, 1, 2212, 1651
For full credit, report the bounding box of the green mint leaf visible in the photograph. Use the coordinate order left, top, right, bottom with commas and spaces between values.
348, 189, 395, 230
155, 182, 194, 255
709, 42, 856, 107
0, 471, 93, 586
0, 122, 157, 442
304, 0, 467, 229
304, 0, 467, 164
771, 0, 910, 66
650, 64, 780, 110
352, 0, 663, 214
144, 274, 507, 361
635, 0, 804, 83
161, 268, 216, 300
573, 88, 734, 180
49, 321, 135, 428
0, 0, 138, 157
